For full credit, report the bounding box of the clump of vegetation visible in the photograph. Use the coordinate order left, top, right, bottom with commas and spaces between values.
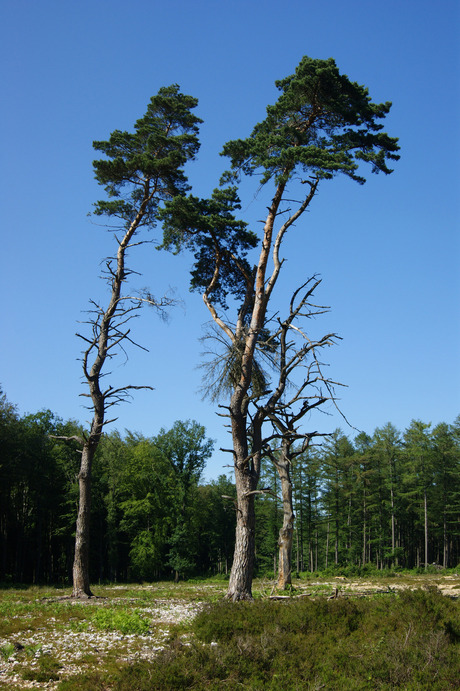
1, 580, 459, 689
93, 589, 459, 690
89, 607, 151, 635
0, 642, 15, 661
21, 653, 62, 683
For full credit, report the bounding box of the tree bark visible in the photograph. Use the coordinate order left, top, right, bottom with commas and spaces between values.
224, 184, 285, 600
362, 483, 367, 566
226, 464, 258, 600
424, 488, 428, 569
276, 448, 295, 589
72, 442, 96, 597
221, 176, 318, 600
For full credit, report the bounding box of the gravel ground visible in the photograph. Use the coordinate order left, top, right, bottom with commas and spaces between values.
0, 599, 203, 689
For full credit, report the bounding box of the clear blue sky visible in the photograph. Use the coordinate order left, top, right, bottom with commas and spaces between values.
1, 0, 459, 479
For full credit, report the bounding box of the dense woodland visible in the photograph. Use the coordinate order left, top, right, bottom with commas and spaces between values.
1, 387, 459, 584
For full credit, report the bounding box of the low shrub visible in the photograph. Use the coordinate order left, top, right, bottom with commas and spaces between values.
108, 589, 460, 690
22, 653, 61, 683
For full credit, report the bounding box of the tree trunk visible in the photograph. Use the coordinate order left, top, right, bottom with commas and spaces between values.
72, 442, 96, 597
226, 465, 257, 600
362, 485, 367, 566
225, 362, 263, 600
276, 450, 295, 590
443, 509, 448, 568
315, 529, 318, 571
298, 469, 304, 571
424, 488, 428, 569
296, 527, 300, 574
277, 515, 294, 589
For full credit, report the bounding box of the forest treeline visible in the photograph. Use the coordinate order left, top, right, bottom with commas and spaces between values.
1, 387, 459, 584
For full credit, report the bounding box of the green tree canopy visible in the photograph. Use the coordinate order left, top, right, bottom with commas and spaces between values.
222, 56, 400, 186
92, 85, 202, 224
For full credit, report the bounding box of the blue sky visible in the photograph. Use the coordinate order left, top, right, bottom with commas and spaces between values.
1, 0, 459, 479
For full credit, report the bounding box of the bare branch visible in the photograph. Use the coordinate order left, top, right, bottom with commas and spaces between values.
220, 447, 237, 456
49, 434, 86, 446
243, 487, 278, 498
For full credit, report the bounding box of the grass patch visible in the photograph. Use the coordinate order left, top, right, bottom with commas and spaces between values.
90, 607, 151, 635
0, 598, 94, 636
0, 641, 16, 660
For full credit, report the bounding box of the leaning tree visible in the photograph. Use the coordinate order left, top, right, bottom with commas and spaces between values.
162, 56, 399, 600
58, 86, 201, 597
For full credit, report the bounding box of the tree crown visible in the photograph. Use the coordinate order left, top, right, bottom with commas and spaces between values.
92, 85, 202, 226
221, 56, 400, 186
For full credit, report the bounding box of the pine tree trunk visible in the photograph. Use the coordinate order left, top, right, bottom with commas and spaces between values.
72, 443, 95, 597
315, 530, 318, 571
390, 485, 395, 566
226, 401, 258, 601
226, 466, 257, 600
296, 528, 300, 573
424, 488, 428, 569
443, 510, 448, 568
298, 478, 304, 572
362, 486, 367, 566
276, 453, 294, 590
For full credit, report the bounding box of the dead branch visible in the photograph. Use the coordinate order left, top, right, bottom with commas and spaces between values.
49, 434, 86, 446
243, 487, 278, 498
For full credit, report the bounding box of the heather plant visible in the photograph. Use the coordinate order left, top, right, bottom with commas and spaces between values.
21, 653, 62, 683
103, 589, 460, 690
1, 581, 459, 689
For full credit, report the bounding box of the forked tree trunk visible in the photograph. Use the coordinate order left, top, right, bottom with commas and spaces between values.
223, 178, 319, 600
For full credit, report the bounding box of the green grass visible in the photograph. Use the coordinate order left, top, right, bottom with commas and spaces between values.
0, 641, 16, 660
89, 607, 151, 635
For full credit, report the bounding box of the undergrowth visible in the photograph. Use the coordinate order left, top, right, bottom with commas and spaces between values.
1, 579, 459, 689
21, 654, 62, 683
63, 589, 459, 691
294, 564, 460, 580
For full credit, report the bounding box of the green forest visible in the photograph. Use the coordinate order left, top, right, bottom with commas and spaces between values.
1, 386, 459, 585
